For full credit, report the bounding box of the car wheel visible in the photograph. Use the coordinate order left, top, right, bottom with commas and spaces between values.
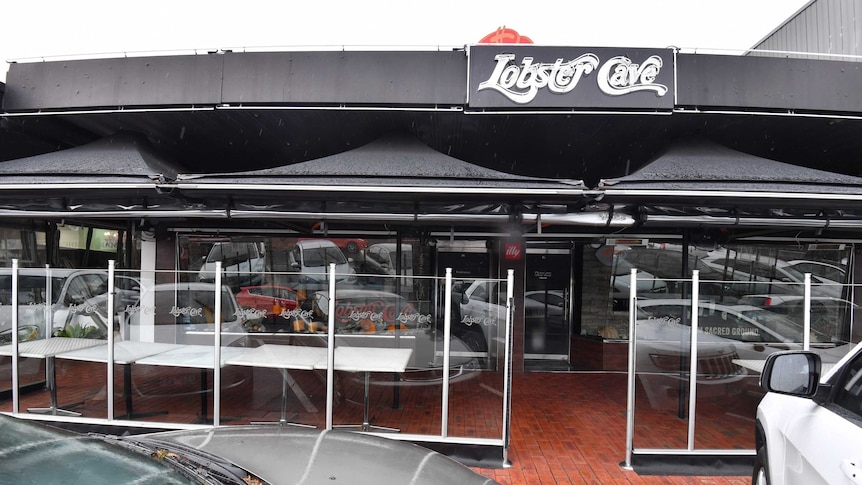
752, 444, 769, 485
460, 330, 487, 352
346, 241, 359, 253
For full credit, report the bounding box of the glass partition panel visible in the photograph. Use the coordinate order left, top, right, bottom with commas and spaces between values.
322, 272, 433, 432
0, 267, 48, 409
691, 280, 805, 450
632, 280, 694, 449
117, 270, 233, 424
447, 276, 506, 439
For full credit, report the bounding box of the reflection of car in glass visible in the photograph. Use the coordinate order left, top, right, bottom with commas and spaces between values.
611, 258, 668, 310
302, 289, 428, 334
634, 299, 838, 410
701, 255, 842, 298
754, 343, 862, 485
300, 237, 368, 254
360, 243, 414, 294
615, 246, 746, 303
783, 259, 846, 284
125, 282, 256, 346
288, 239, 355, 290
458, 280, 508, 329
737, 294, 856, 338
524, 290, 566, 327
235, 285, 299, 316
197, 241, 266, 289
0, 268, 140, 342
0, 413, 496, 485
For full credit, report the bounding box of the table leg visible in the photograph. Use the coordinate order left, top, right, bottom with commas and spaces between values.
27, 356, 82, 417
197, 368, 210, 424
117, 364, 167, 420
251, 368, 314, 428
335, 371, 398, 433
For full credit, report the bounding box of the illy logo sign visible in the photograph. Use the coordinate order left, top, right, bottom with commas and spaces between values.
504, 243, 522, 260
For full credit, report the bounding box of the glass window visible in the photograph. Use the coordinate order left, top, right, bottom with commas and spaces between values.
834, 354, 862, 419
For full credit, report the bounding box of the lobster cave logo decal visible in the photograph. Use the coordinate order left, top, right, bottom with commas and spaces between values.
477, 52, 668, 104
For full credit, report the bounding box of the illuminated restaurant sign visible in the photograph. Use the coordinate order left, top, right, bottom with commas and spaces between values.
468, 45, 674, 110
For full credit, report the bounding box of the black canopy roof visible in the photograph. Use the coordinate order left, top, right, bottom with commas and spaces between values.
177, 132, 586, 197
598, 138, 862, 230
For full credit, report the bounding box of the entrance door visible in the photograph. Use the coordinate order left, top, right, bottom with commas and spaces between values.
525, 249, 572, 362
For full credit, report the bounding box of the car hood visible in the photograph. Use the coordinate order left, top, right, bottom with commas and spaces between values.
141, 426, 496, 485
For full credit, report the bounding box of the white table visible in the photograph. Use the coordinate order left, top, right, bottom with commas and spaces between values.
0, 337, 104, 416
225, 344, 328, 426
135, 345, 253, 423
57, 341, 186, 419
317, 346, 413, 432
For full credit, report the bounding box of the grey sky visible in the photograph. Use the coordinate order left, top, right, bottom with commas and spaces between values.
1, 0, 810, 82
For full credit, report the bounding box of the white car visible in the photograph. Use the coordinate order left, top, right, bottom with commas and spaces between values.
754, 342, 862, 484
634, 299, 839, 410
125, 282, 256, 346
287, 239, 355, 290
0, 268, 140, 341
198, 241, 266, 289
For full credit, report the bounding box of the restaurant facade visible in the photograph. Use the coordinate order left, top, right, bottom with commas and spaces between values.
2, 35, 862, 471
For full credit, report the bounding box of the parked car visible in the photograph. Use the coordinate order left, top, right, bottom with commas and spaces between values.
197, 241, 266, 290
783, 259, 847, 284
737, 293, 856, 338
359, 242, 414, 294
610, 257, 668, 310
124, 282, 258, 346
524, 289, 566, 327
235, 285, 299, 316
299, 237, 368, 254
287, 239, 355, 290
633, 299, 838, 410
701, 254, 842, 298
0, 268, 140, 342
753, 343, 862, 485
0, 413, 495, 485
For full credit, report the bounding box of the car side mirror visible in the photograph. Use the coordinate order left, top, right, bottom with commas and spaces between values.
461, 293, 469, 305
761, 351, 821, 398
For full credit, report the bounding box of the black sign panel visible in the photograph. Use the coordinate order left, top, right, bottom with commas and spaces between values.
468, 45, 674, 110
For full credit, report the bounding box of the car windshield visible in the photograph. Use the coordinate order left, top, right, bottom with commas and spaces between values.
304, 246, 347, 267
0, 275, 66, 305
736, 307, 832, 343
0, 414, 201, 484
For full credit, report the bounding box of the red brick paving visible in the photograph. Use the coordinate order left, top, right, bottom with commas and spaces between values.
2, 360, 755, 484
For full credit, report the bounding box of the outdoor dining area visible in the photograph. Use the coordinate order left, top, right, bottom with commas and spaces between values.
0, 261, 514, 463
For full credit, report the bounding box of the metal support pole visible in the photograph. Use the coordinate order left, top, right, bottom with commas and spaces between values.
623, 267, 637, 470
213, 261, 222, 427
687, 270, 700, 450
325, 263, 336, 430
441, 268, 452, 437
11, 259, 19, 414
804, 273, 811, 351
502, 269, 515, 467
107, 260, 115, 421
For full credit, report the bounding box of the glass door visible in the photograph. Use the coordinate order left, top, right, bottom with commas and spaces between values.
525, 249, 572, 363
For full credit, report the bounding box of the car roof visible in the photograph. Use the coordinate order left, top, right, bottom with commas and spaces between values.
314, 289, 406, 299
295, 239, 339, 248
145, 425, 495, 485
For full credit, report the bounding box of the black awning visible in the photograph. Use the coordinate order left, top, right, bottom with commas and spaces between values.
176, 132, 587, 200
0, 131, 183, 184
599, 137, 862, 208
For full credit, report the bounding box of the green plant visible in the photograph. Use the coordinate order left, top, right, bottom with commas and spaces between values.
53, 322, 100, 339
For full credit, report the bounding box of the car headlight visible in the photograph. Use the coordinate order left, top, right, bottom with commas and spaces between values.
0, 325, 41, 345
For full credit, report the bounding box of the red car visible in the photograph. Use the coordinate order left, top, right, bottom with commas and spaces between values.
235, 285, 300, 318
